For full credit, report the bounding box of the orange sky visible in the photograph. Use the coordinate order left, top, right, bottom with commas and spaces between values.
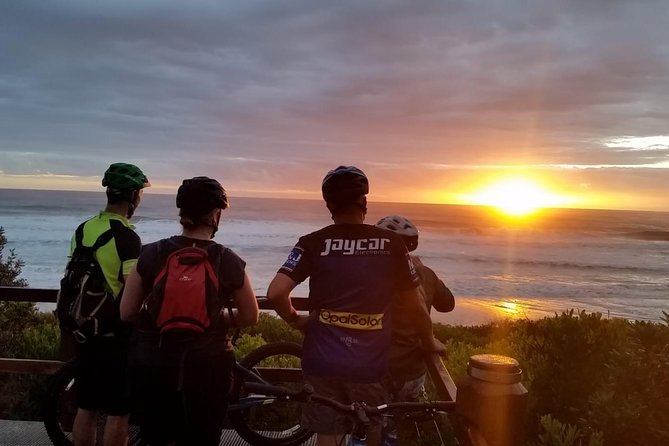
1, 2, 669, 212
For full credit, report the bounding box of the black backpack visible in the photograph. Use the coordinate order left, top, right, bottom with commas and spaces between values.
56, 223, 120, 343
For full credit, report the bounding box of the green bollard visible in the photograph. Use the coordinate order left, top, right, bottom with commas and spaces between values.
455, 354, 528, 446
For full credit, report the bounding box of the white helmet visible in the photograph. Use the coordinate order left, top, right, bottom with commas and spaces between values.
376, 215, 419, 252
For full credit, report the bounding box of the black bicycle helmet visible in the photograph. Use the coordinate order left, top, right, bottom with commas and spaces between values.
102, 163, 150, 191
321, 166, 369, 204
376, 215, 419, 252
176, 176, 229, 214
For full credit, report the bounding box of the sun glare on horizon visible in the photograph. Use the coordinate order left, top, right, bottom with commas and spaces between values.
463, 177, 571, 217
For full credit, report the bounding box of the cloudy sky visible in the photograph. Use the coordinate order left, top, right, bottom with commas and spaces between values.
1, 0, 668, 211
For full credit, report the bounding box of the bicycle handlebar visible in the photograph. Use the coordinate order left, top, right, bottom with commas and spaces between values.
243, 382, 456, 415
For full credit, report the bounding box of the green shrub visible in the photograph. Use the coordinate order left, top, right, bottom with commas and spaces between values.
433, 323, 494, 348
507, 310, 631, 431
534, 415, 603, 446
16, 313, 60, 360
234, 333, 267, 359
240, 312, 303, 344
584, 320, 669, 445
0, 227, 28, 288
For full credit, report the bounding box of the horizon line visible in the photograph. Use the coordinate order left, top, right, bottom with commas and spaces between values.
2, 186, 668, 214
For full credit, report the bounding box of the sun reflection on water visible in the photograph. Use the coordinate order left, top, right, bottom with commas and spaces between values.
491, 300, 527, 319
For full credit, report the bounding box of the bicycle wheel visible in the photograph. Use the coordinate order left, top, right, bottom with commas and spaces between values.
43, 361, 144, 446
43, 361, 77, 446
228, 341, 314, 446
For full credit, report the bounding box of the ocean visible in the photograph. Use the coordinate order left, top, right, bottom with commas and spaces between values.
1, 188, 668, 325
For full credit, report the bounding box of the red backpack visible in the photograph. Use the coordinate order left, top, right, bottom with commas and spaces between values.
143, 242, 226, 335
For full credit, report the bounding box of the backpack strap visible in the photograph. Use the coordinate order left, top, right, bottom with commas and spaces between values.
74, 223, 86, 249
91, 229, 115, 251
74, 222, 115, 253
214, 245, 239, 342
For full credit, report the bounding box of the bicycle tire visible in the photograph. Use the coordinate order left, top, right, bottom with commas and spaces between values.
228, 341, 314, 446
43, 361, 77, 446
42, 361, 144, 446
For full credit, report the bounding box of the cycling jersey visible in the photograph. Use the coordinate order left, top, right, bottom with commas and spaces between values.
68, 211, 141, 298
68, 210, 141, 414
279, 223, 419, 382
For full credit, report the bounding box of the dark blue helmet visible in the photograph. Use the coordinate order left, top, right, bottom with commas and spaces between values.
321, 166, 369, 205
176, 176, 229, 214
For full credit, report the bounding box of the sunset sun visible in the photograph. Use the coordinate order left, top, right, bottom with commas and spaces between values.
465, 177, 569, 216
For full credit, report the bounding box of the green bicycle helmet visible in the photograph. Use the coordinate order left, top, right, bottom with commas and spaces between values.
102, 163, 150, 190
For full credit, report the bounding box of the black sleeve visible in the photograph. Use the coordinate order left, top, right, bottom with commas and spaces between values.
277, 238, 311, 284
432, 281, 455, 312
136, 240, 163, 294
217, 246, 247, 294
421, 265, 455, 312
111, 220, 141, 263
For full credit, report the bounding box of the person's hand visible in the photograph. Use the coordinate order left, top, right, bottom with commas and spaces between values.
424, 337, 447, 356
288, 313, 310, 333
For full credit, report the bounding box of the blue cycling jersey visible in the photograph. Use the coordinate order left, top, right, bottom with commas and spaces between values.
279, 223, 419, 382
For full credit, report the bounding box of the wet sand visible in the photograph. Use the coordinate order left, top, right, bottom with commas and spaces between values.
430, 295, 659, 326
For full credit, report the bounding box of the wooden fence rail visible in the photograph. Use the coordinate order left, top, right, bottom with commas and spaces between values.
0, 286, 487, 445
0, 286, 455, 394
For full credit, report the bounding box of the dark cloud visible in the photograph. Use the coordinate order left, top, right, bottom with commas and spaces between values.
1, 0, 668, 209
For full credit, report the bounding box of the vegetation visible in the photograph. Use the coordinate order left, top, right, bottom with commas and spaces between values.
1, 227, 668, 443
0, 227, 58, 419
0, 227, 28, 288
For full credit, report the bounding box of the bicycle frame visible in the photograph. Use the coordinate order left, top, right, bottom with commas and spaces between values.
44, 341, 309, 446
228, 361, 286, 412
242, 381, 456, 443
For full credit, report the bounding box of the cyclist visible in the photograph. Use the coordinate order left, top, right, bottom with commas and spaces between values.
120, 176, 259, 446
376, 215, 455, 445
267, 166, 443, 446
68, 162, 149, 446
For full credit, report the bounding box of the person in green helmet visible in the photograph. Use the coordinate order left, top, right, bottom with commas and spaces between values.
67, 162, 150, 446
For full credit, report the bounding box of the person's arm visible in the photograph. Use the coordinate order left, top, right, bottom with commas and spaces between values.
432, 280, 455, 313
229, 271, 259, 328
116, 225, 141, 283
120, 264, 144, 321
267, 272, 308, 330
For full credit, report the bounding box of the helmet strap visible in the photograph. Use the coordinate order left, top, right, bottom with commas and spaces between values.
210, 209, 222, 238
126, 190, 140, 219
357, 196, 367, 214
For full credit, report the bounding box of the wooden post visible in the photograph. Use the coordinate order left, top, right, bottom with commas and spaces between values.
455, 354, 528, 446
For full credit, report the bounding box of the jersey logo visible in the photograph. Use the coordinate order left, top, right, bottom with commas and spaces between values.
407, 253, 419, 283
319, 309, 384, 330
319, 238, 390, 256
281, 246, 304, 272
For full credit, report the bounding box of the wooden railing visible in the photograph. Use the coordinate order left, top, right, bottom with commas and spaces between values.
0, 286, 486, 445
0, 286, 455, 393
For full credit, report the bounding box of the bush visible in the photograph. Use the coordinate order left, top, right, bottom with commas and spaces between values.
584, 319, 669, 445
534, 415, 603, 446
240, 312, 303, 344
0, 227, 28, 288
234, 333, 267, 359
506, 311, 631, 431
